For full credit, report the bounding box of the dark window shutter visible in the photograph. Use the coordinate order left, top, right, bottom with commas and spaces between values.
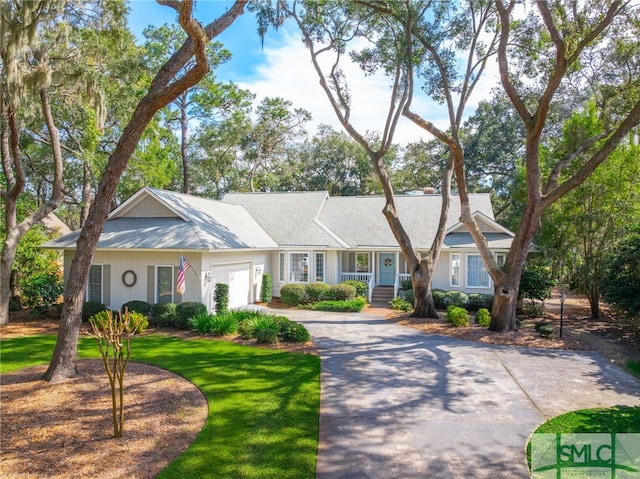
103, 265, 111, 306
147, 265, 155, 304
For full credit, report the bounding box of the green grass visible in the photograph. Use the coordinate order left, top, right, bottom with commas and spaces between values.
1, 334, 320, 479
626, 360, 640, 379
527, 406, 640, 467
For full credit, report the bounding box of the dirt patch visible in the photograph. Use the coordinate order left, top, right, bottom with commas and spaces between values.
0, 360, 207, 479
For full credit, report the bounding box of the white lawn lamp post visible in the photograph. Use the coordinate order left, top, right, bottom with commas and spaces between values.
559, 290, 566, 338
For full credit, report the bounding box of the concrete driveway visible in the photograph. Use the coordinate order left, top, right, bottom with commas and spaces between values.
266, 308, 640, 479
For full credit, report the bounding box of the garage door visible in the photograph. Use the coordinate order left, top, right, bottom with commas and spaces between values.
211, 262, 251, 310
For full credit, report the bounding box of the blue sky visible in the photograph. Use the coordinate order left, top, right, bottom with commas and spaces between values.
127, 1, 497, 145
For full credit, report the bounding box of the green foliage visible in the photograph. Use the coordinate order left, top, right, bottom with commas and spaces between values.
466, 293, 493, 311
446, 305, 469, 327
189, 312, 215, 335
444, 290, 468, 308
476, 308, 491, 327
400, 278, 413, 291
402, 289, 415, 305
329, 283, 356, 301
256, 327, 278, 344
342, 279, 368, 297
390, 297, 413, 312
260, 273, 273, 302
518, 265, 555, 302
280, 283, 307, 306
175, 302, 207, 330
280, 320, 311, 343
13, 223, 62, 286
432, 289, 446, 309
214, 283, 229, 315
307, 298, 367, 312
189, 312, 238, 336
626, 360, 640, 379
20, 272, 63, 309
600, 227, 640, 317
121, 300, 150, 315
306, 282, 331, 302
82, 301, 108, 321
151, 302, 177, 327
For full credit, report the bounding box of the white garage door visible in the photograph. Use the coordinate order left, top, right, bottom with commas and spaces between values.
211, 262, 251, 310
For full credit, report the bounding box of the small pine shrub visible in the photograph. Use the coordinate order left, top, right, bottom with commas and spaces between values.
121, 300, 150, 315
432, 289, 447, 309
306, 282, 331, 302
390, 297, 413, 312
214, 283, 229, 315
260, 273, 273, 303
151, 303, 177, 327
280, 283, 308, 306
342, 280, 368, 297
476, 308, 491, 327
82, 301, 108, 321
308, 298, 367, 312
329, 283, 356, 301
175, 302, 207, 330
256, 327, 278, 344
446, 305, 469, 327
189, 312, 215, 334
445, 290, 468, 308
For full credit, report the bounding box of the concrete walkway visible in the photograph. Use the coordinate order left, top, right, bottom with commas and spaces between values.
266, 308, 640, 479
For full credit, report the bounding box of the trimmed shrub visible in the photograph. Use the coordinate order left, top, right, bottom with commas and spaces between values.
329, 283, 356, 301
444, 290, 468, 308
151, 302, 177, 327
280, 283, 307, 306
307, 298, 367, 312
432, 289, 447, 309
390, 297, 413, 312
466, 293, 493, 311
538, 325, 554, 338
446, 305, 469, 327
280, 320, 311, 342
256, 327, 278, 344
306, 282, 331, 302
214, 283, 229, 315
342, 280, 368, 298
82, 300, 108, 321
175, 302, 207, 330
189, 312, 215, 334
476, 308, 491, 327
260, 273, 273, 303
121, 300, 150, 315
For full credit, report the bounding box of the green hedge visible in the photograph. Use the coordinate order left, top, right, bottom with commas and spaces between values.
175, 302, 207, 330
306, 298, 367, 312
260, 273, 273, 303
151, 302, 177, 327
280, 283, 308, 306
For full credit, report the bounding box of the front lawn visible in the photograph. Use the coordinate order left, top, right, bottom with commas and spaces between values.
0, 334, 320, 479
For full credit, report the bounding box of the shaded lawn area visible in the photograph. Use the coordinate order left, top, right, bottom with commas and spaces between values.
0, 334, 320, 479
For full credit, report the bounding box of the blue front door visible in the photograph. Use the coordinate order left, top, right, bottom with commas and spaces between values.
378, 253, 396, 286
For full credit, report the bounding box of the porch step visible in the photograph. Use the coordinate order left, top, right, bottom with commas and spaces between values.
371, 286, 395, 306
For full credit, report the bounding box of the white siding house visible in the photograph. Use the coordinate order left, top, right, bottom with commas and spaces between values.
44, 187, 516, 311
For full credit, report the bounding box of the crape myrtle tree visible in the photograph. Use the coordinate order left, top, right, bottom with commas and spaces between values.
44, 0, 247, 382
274, 0, 450, 317
461, 0, 640, 331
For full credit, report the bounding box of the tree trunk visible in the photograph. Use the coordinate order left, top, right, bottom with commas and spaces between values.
44, 0, 246, 382
179, 93, 190, 194
411, 262, 438, 318
587, 284, 600, 319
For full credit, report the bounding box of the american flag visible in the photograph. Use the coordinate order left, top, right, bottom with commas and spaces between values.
176, 255, 191, 295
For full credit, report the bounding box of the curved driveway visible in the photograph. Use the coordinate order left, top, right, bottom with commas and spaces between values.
269, 308, 640, 479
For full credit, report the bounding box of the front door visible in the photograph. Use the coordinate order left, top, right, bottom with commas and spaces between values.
378, 253, 396, 286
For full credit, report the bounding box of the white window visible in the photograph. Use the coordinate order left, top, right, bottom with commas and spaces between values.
88, 264, 103, 302
467, 255, 490, 288
279, 252, 285, 282
451, 254, 460, 287
356, 252, 370, 273
156, 266, 174, 304
315, 253, 325, 282
289, 252, 309, 283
